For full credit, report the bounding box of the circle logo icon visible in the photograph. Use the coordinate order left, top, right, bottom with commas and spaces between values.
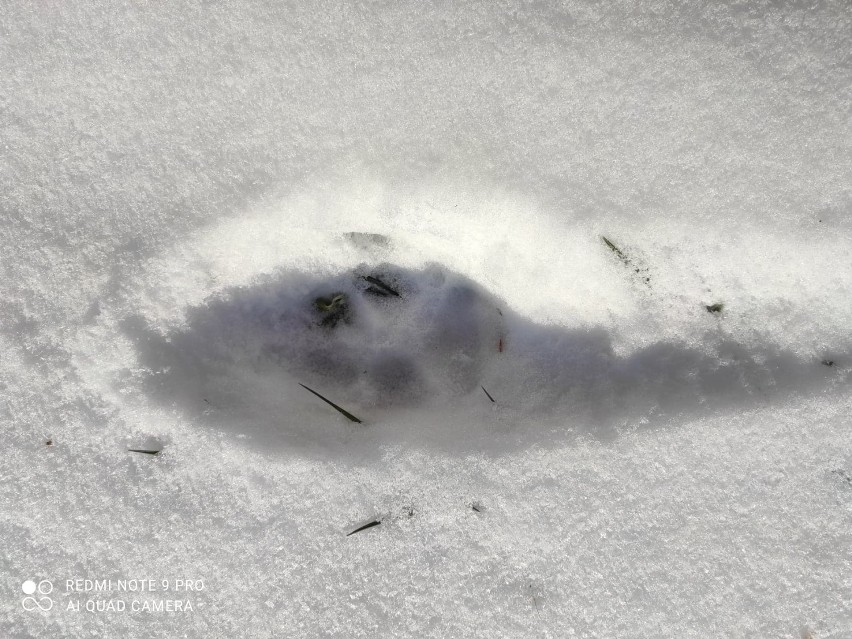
22, 580, 53, 612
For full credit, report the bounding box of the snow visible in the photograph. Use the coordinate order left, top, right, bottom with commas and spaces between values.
2, 1, 851, 637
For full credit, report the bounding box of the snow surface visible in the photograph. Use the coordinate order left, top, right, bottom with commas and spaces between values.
2, 1, 851, 637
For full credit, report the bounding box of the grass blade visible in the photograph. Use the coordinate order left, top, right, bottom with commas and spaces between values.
602, 236, 629, 263
363, 275, 400, 297
346, 520, 381, 536
602, 236, 651, 285
299, 383, 362, 423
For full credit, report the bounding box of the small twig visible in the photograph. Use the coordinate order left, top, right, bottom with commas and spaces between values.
481, 386, 496, 403
299, 383, 362, 423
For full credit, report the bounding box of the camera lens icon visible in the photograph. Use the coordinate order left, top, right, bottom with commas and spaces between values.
22, 580, 53, 612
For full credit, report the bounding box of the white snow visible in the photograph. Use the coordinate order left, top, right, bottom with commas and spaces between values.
2, 1, 851, 637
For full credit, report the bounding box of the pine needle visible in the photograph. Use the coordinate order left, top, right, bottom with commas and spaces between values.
299, 383, 362, 423
602, 236, 651, 284
481, 386, 496, 403
602, 236, 629, 264
128, 449, 161, 455
363, 275, 400, 297
346, 520, 381, 536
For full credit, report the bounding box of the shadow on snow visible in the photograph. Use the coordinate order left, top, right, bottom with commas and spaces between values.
120, 263, 846, 461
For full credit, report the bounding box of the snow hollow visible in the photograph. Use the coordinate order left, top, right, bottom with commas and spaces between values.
2, 2, 851, 638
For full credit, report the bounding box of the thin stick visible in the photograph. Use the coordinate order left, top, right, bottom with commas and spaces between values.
128, 449, 161, 455
299, 383, 362, 423
481, 386, 496, 403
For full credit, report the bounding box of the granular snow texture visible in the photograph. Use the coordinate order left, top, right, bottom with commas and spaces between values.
2, 1, 851, 637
